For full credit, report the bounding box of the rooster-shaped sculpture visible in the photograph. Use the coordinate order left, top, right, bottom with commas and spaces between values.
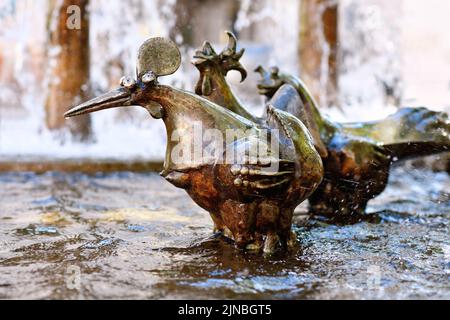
193, 31, 450, 220
65, 37, 323, 253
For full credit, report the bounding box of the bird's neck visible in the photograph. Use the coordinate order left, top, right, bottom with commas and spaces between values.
280, 73, 337, 144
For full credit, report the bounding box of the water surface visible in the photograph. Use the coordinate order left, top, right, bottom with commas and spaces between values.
0, 166, 449, 299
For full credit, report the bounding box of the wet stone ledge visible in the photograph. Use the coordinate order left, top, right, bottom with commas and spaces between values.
0, 157, 164, 174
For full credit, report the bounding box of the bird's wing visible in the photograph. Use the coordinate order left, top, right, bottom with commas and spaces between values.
226, 158, 297, 198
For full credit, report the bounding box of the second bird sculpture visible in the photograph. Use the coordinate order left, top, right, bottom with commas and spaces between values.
255, 66, 450, 219
65, 37, 324, 253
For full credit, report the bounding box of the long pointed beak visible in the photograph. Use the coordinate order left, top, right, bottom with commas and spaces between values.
64, 87, 132, 118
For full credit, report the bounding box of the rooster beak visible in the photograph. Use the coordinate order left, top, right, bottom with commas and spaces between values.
234, 64, 247, 82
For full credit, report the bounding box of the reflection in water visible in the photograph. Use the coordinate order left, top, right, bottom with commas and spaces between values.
0, 167, 449, 299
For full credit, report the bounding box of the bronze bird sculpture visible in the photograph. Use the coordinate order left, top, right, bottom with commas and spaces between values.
255, 66, 450, 220
192, 31, 450, 220
64, 37, 324, 253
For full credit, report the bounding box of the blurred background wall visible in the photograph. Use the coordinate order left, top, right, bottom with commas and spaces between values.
0, 0, 449, 162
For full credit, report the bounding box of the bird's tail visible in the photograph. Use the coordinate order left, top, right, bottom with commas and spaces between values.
342, 107, 450, 162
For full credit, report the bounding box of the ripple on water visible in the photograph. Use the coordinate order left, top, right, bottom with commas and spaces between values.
15, 225, 60, 236
0, 167, 448, 299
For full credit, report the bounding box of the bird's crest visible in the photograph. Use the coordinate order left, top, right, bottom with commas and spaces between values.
137, 37, 181, 79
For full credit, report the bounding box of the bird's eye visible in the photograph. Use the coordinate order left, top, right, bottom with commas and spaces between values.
141, 71, 156, 84
120, 76, 136, 89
